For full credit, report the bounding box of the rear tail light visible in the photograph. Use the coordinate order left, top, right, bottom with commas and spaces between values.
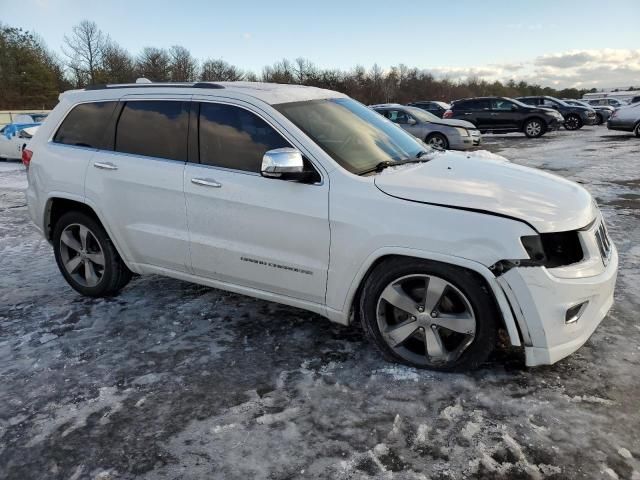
443, 110, 453, 118
22, 148, 33, 168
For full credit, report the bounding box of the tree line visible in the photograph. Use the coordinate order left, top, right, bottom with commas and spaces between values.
1, 20, 598, 110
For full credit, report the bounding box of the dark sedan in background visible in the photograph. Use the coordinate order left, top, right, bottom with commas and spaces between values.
407, 100, 451, 118
517, 96, 597, 130
563, 98, 613, 125
443, 96, 564, 138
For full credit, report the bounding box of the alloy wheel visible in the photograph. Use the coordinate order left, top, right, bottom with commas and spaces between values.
525, 121, 542, 137
427, 135, 447, 150
376, 274, 476, 366
565, 116, 580, 130
59, 223, 106, 287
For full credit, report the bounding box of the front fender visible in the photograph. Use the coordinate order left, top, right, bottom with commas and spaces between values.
325, 246, 523, 347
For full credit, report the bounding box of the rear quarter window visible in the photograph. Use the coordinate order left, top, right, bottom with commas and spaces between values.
53, 102, 118, 149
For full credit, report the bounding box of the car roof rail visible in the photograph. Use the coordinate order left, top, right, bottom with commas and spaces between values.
84, 82, 225, 91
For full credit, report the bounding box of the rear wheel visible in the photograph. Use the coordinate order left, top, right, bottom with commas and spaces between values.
426, 132, 449, 150
523, 118, 545, 138
634, 122, 640, 138
53, 211, 132, 297
595, 113, 603, 125
564, 114, 583, 130
360, 258, 498, 371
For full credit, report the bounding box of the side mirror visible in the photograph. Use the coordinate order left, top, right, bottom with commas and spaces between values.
407, 117, 417, 125
261, 148, 305, 179
511, 105, 519, 111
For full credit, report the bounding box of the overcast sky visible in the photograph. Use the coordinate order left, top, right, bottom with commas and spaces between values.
3, 0, 639, 89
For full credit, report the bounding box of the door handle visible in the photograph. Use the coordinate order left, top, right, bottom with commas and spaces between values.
93, 161, 118, 171
490, 113, 499, 116
464, 112, 472, 115
191, 177, 222, 188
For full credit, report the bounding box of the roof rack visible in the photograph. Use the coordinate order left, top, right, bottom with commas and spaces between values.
84, 82, 224, 91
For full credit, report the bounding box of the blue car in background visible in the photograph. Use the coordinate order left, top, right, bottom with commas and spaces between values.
0, 121, 42, 160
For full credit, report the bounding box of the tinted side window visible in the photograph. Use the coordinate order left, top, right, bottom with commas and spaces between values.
199, 103, 291, 172
54, 102, 118, 149
518, 98, 537, 106
455, 99, 490, 111
115, 101, 189, 161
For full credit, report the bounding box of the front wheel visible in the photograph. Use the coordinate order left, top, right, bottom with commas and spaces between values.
634, 122, 640, 138
53, 211, 132, 297
564, 114, 583, 130
426, 132, 449, 150
595, 113, 603, 125
523, 118, 545, 138
359, 258, 498, 371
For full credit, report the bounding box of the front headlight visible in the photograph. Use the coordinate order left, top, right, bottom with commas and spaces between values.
455, 127, 470, 137
521, 232, 583, 267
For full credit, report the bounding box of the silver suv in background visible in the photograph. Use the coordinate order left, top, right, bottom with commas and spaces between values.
371, 104, 481, 150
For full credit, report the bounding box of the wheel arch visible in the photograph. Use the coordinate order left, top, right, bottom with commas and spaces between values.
522, 116, 546, 131
335, 248, 523, 347
44, 195, 136, 272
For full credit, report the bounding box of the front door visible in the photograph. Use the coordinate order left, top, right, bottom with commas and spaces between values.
489, 98, 520, 130
183, 99, 330, 304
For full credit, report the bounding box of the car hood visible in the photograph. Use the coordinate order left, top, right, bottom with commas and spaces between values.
374, 151, 596, 233
428, 118, 476, 129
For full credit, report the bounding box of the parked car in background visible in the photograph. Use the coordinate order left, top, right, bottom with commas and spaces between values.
0, 122, 41, 160
588, 98, 628, 108
24, 81, 617, 370
516, 96, 597, 130
444, 97, 564, 138
562, 99, 613, 125
406, 101, 451, 118
371, 103, 481, 150
607, 102, 640, 137
629, 96, 640, 105
0, 110, 49, 127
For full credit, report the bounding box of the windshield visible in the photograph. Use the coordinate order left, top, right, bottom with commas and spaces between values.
275, 98, 427, 174
405, 107, 441, 123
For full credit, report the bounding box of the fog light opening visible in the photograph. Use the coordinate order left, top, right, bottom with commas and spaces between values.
565, 301, 589, 324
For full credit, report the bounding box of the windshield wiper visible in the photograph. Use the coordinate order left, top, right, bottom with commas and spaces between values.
358, 152, 432, 175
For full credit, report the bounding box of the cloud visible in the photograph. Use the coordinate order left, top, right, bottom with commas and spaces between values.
242, 33, 252, 40
423, 49, 640, 89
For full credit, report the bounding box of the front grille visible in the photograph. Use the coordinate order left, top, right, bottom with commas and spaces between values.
594, 220, 612, 264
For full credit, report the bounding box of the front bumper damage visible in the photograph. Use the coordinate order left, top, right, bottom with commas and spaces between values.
497, 245, 618, 366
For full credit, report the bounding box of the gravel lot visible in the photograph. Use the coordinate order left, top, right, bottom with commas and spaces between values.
1, 126, 639, 480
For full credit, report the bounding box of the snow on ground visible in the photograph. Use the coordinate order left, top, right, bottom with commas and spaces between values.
1, 127, 639, 479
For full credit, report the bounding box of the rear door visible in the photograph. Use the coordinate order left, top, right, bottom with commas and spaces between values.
183, 98, 330, 304
457, 99, 491, 129
85, 96, 192, 272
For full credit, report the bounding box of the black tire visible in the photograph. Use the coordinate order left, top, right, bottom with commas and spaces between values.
53, 211, 132, 297
564, 114, 583, 130
595, 113, 603, 125
523, 118, 546, 138
359, 258, 498, 372
634, 122, 640, 138
426, 132, 449, 150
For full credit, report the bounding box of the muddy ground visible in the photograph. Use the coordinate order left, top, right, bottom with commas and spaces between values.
1, 126, 639, 479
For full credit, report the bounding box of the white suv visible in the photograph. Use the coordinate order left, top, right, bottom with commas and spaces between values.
24, 82, 618, 371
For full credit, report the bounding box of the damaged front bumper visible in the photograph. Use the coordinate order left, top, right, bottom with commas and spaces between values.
497, 244, 618, 367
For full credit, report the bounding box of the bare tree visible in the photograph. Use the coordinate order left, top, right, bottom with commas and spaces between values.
136, 47, 170, 82
200, 59, 244, 81
169, 45, 198, 82
100, 40, 135, 83
62, 20, 107, 86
